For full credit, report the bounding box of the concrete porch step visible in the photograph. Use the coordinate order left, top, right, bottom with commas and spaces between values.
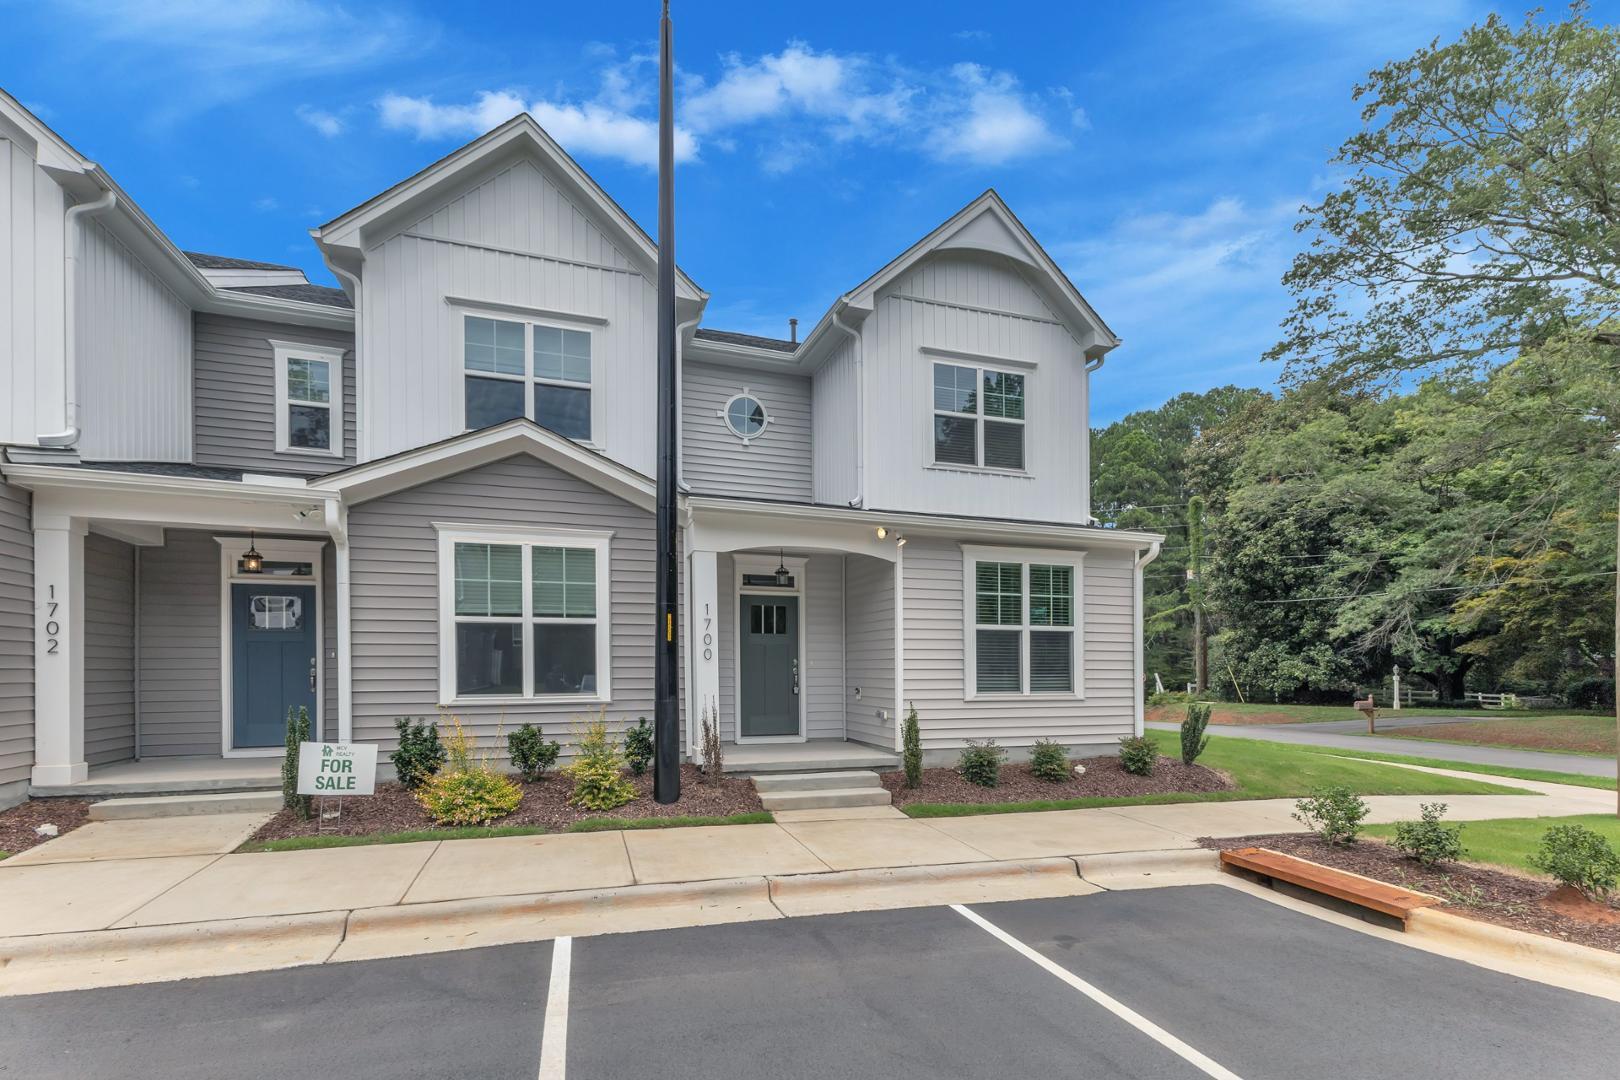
758, 786, 893, 812
725, 748, 901, 775
88, 791, 285, 821
752, 770, 884, 793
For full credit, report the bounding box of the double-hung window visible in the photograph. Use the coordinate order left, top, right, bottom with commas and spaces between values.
963, 547, 1081, 697
438, 527, 612, 703
271, 341, 344, 457
933, 362, 1025, 471
463, 313, 593, 440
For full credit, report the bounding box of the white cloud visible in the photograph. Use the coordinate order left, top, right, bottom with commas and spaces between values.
296, 105, 344, 137
375, 41, 1067, 173
252, 196, 279, 212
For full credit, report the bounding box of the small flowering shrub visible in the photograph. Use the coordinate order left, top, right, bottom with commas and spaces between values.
567, 713, 636, 811
416, 714, 522, 826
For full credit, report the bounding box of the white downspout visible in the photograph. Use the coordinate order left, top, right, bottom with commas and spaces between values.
323, 257, 362, 461
325, 498, 352, 743
1132, 540, 1161, 736
831, 305, 864, 508
675, 315, 701, 492
39, 176, 117, 447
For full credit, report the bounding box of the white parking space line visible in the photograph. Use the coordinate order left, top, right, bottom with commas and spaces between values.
538, 937, 572, 1080
952, 905, 1243, 1080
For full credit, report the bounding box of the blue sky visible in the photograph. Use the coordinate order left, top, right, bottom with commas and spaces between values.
2, 0, 1601, 422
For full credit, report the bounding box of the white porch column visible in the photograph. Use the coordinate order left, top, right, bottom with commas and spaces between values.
688, 549, 720, 754
893, 539, 906, 751
32, 514, 88, 785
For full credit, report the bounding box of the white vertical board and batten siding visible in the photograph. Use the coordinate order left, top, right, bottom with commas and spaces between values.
193, 314, 356, 474
360, 160, 656, 474
811, 335, 859, 506
860, 252, 1090, 524
843, 554, 895, 748
83, 532, 136, 765
0, 481, 34, 790
74, 220, 192, 461
682, 361, 812, 501
0, 137, 67, 448
345, 454, 675, 753
904, 536, 1135, 753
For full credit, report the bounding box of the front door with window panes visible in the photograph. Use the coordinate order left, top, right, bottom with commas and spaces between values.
739, 595, 800, 737
231, 583, 317, 748
463, 314, 592, 439
933, 362, 1025, 471
973, 560, 1075, 694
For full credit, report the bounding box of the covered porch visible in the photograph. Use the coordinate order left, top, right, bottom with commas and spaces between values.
684, 498, 907, 761
4, 461, 344, 794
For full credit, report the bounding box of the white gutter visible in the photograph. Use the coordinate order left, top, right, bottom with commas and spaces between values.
1132, 540, 1162, 736
831, 304, 864, 507
325, 498, 353, 743
38, 175, 117, 447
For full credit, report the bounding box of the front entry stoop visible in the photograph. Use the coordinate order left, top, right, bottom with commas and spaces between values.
754, 770, 892, 812
88, 791, 285, 821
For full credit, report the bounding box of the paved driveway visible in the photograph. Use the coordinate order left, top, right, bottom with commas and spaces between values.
6, 884, 1618, 1079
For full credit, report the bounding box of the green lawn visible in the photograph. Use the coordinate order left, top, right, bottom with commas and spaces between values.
1147, 701, 1606, 727
1366, 714, 1616, 756
1365, 814, 1620, 876
237, 811, 774, 853
900, 730, 1524, 818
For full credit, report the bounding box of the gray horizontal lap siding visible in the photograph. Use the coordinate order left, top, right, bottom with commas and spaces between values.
903, 536, 1136, 755
346, 454, 670, 755
136, 530, 222, 757
682, 361, 813, 502
84, 533, 136, 766
193, 313, 356, 475
0, 481, 33, 789
844, 554, 895, 749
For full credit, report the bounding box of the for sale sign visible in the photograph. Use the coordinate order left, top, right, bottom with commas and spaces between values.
297, 741, 377, 796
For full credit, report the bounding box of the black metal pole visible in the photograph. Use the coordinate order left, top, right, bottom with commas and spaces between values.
652, 0, 681, 803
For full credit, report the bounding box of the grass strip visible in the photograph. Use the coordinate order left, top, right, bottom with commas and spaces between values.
566, 811, 773, 832
1364, 814, 1620, 876
239, 824, 549, 853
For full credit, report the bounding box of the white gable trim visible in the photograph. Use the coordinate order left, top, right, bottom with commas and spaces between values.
320, 419, 657, 510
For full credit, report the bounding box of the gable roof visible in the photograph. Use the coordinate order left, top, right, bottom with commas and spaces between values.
184, 251, 301, 272
314, 114, 706, 305
319, 417, 656, 510
691, 328, 797, 354
225, 283, 352, 309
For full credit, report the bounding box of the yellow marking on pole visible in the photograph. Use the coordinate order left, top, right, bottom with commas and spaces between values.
666, 613, 673, 641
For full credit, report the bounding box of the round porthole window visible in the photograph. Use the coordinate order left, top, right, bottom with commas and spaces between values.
723, 393, 769, 440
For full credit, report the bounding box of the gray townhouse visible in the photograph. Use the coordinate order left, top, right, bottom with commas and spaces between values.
0, 90, 1162, 806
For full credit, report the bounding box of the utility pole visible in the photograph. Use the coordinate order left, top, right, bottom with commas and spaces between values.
652, 0, 680, 804
1187, 495, 1207, 693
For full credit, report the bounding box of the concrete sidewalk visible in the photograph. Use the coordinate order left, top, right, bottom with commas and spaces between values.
1, 768, 1609, 994
1146, 719, 1619, 778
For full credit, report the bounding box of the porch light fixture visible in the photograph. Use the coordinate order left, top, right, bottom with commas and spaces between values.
773, 549, 792, 587
876, 526, 887, 540
241, 533, 264, 574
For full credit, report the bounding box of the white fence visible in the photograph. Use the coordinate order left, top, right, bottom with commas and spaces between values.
1373, 687, 1439, 706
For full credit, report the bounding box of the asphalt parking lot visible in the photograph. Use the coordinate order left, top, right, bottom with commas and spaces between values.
5, 883, 1619, 1079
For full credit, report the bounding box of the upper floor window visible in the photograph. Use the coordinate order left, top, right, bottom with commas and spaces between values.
933, 362, 1025, 471
962, 547, 1081, 698
721, 391, 771, 441
271, 340, 344, 457
463, 314, 592, 440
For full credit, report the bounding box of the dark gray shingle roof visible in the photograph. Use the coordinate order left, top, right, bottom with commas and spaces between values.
692, 328, 797, 354
226, 283, 353, 309
183, 251, 301, 272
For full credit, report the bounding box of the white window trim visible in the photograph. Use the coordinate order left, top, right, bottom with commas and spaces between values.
960, 544, 1084, 701
931, 360, 1029, 474
435, 523, 614, 707
454, 305, 601, 448
270, 340, 345, 458
718, 389, 773, 443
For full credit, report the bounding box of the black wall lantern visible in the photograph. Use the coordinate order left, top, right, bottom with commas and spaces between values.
240, 532, 264, 574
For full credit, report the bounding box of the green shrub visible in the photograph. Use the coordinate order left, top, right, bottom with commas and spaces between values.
567, 713, 636, 811
957, 739, 1005, 787
1029, 739, 1071, 782
508, 723, 562, 783
624, 716, 655, 777
1531, 824, 1620, 898
1390, 802, 1465, 866
1180, 702, 1212, 765
417, 768, 523, 826
1117, 735, 1157, 776
902, 703, 923, 788
282, 705, 312, 820
391, 716, 446, 790
1292, 785, 1370, 845
1564, 676, 1615, 710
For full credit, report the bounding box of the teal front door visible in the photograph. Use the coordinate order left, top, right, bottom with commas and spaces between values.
739, 594, 799, 738
232, 583, 317, 748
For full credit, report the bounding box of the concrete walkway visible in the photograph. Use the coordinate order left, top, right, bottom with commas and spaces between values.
1, 767, 1610, 994
1147, 719, 1619, 779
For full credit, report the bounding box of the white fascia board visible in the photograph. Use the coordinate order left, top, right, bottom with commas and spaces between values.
685, 338, 808, 371
9, 467, 337, 534
320, 421, 657, 511
685, 496, 1163, 552
197, 289, 355, 330
0, 463, 329, 504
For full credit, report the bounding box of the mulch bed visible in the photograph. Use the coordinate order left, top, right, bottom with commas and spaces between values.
883, 753, 1233, 807
249, 764, 762, 843
0, 799, 92, 857
1200, 832, 1620, 954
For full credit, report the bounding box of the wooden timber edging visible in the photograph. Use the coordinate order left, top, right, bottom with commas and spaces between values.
1220, 847, 1444, 923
